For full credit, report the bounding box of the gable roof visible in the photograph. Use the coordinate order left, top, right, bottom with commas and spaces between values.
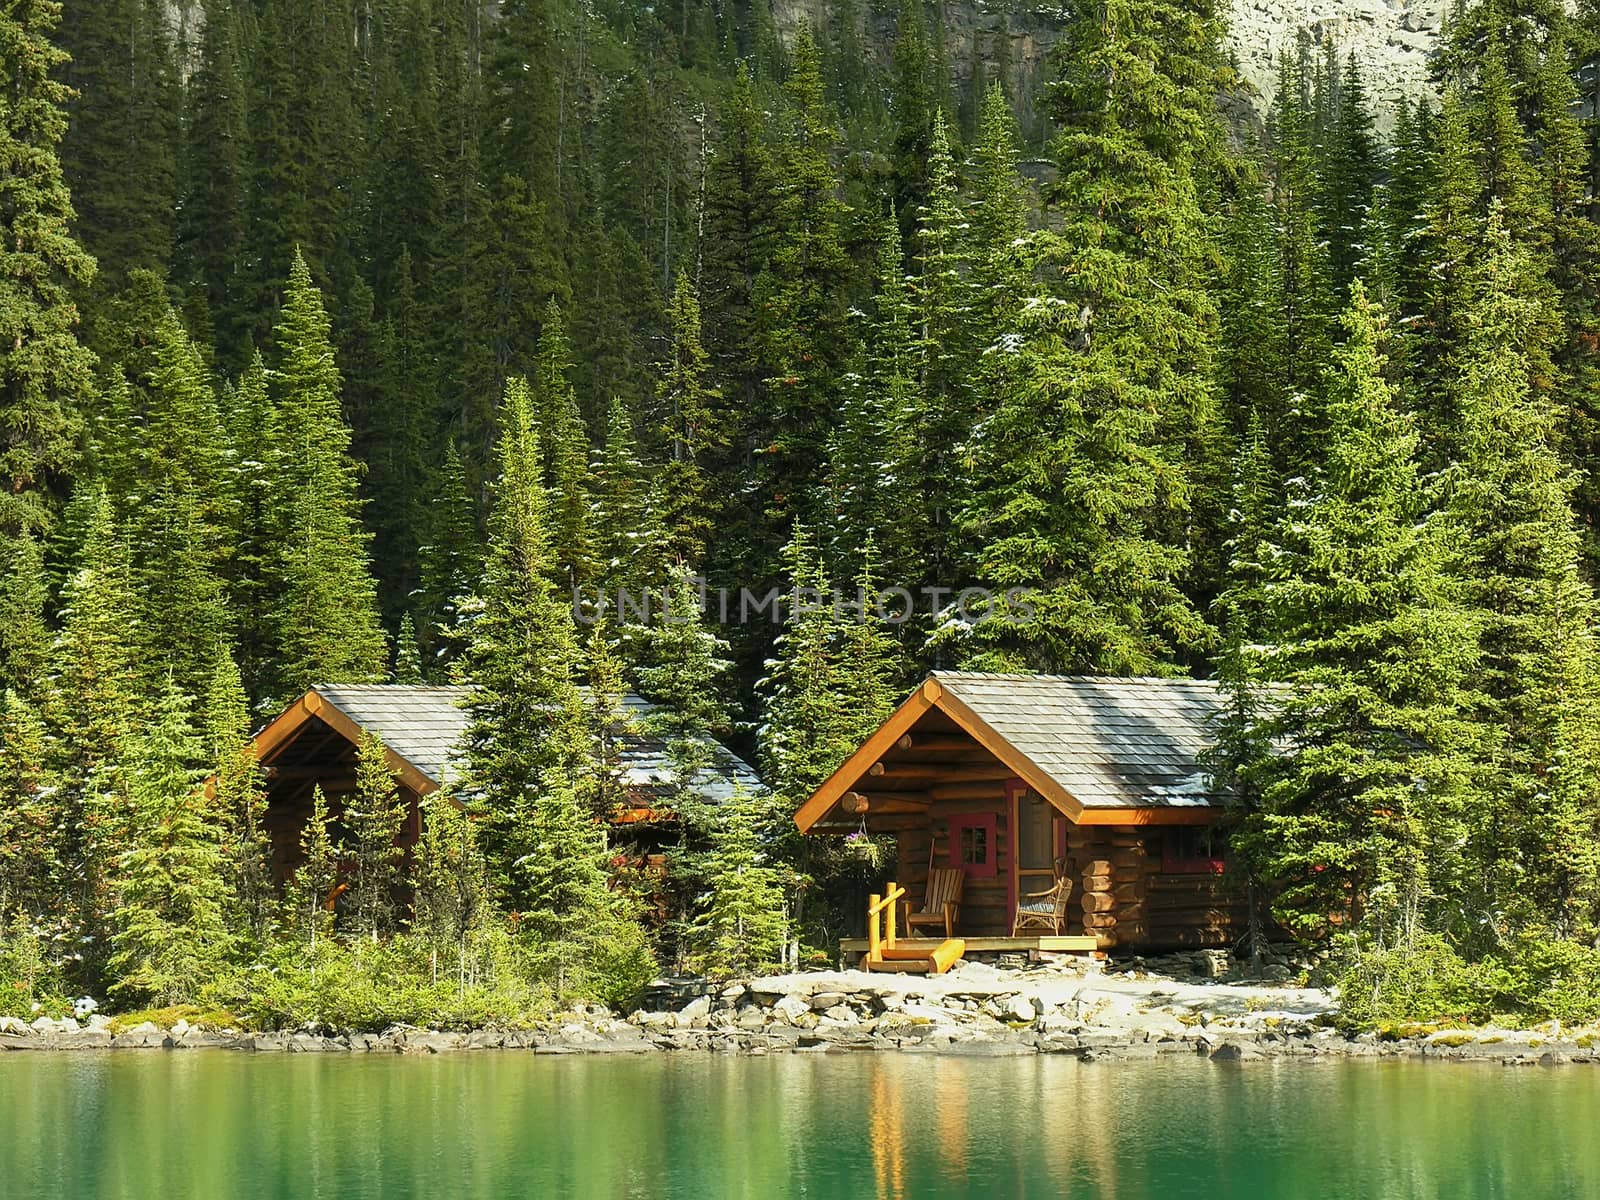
252, 684, 763, 806
793, 672, 1230, 832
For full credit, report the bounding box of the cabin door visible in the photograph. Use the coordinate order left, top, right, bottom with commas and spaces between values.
1011, 790, 1062, 924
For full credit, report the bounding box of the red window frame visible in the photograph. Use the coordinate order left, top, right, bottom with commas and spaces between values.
949, 812, 998, 879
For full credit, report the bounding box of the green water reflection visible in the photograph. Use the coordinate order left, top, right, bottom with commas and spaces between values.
1, 1051, 1595, 1198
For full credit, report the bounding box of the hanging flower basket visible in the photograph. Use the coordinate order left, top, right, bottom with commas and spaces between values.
843, 828, 886, 870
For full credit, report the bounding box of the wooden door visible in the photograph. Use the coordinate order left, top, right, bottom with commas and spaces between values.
1010, 789, 1062, 927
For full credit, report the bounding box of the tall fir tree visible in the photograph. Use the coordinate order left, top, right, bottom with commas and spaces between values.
1229, 286, 1478, 943
267, 251, 386, 697
108, 678, 235, 1005
0, 0, 98, 543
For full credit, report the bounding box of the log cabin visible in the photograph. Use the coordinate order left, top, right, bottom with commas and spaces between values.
793, 672, 1247, 954
241, 684, 762, 882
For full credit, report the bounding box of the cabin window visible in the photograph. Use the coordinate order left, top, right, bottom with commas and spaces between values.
948, 813, 997, 878
1160, 827, 1226, 875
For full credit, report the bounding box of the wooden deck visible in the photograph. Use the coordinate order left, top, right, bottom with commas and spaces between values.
841, 934, 1100, 956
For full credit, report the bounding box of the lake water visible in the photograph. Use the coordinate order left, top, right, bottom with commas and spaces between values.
2, 1051, 1596, 1198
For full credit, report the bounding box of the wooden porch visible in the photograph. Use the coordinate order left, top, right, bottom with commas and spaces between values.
840, 935, 1100, 957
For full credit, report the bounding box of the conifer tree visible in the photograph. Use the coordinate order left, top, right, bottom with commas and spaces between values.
0, 688, 53, 920
268, 251, 386, 697
952, 0, 1221, 672
590, 394, 656, 593
0, 534, 49, 701
180, 0, 250, 366
636, 565, 733, 791
1444, 211, 1600, 936
204, 647, 271, 945
345, 730, 407, 941
0, 0, 98, 543
224, 352, 283, 703
684, 783, 788, 977
654, 276, 723, 568
415, 441, 481, 679
461, 376, 589, 908
533, 302, 592, 586
59, 0, 178, 293
414, 789, 489, 994
756, 22, 852, 539
109, 678, 235, 1006
286, 785, 337, 949
1232, 286, 1477, 943
393, 614, 424, 685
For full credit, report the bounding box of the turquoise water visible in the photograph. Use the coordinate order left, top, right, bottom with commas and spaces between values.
1, 1051, 1596, 1198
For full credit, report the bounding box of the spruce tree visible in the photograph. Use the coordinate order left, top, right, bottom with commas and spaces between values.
0, 0, 98, 542
461, 376, 589, 909
1444, 210, 1600, 937
415, 441, 481, 679
1233, 286, 1478, 943
414, 789, 489, 994
286, 785, 337, 949
204, 647, 271, 946
0, 687, 53, 920
533, 302, 592, 586
684, 783, 788, 978
109, 678, 236, 1006
345, 730, 407, 941
655, 276, 723, 568
0, 534, 49, 701
59, 0, 178, 294
268, 251, 386, 697
952, 0, 1222, 672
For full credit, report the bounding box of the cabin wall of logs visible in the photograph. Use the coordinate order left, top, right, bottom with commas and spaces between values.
844, 723, 1249, 951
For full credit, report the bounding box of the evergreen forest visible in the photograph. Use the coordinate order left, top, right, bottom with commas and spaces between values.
1, 0, 1599, 1028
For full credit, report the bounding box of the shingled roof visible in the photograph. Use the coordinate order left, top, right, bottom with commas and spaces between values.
933, 673, 1225, 809
258, 684, 762, 805
794, 671, 1232, 832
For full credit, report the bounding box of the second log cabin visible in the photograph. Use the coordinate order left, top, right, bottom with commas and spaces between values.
793, 672, 1248, 951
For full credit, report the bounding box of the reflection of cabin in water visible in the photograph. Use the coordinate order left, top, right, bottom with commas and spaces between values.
248, 684, 761, 881
793, 673, 1245, 955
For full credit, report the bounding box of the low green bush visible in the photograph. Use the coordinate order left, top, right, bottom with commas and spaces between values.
1335, 930, 1600, 1030
0, 922, 69, 1020
220, 930, 554, 1032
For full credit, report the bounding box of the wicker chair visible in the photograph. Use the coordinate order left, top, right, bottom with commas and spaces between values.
903, 867, 965, 938
1012, 873, 1073, 936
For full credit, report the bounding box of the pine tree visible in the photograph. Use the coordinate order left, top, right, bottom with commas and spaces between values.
204, 647, 271, 945
286, 785, 337, 949
345, 730, 407, 941
179, 0, 250, 367
1234, 285, 1478, 943
635, 564, 733, 790
951, 0, 1222, 673
415, 441, 481, 679
59, 0, 178, 294
533, 302, 592, 586
590, 394, 656, 593
393, 613, 424, 684
654, 275, 723, 568
0, 0, 98, 542
684, 784, 788, 978
0, 688, 53, 920
224, 352, 283, 704
109, 678, 236, 1006
130, 308, 235, 701
0, 534, 50, 701
756, 22, 852, 540
413, 789, 490, 994
1444, 210, 1600, 937
268, 251, 386, 697
461, 375, 589, 908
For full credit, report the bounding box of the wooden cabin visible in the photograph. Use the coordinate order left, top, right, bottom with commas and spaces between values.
246, 684, 762, 882
793, 673, 1246, 953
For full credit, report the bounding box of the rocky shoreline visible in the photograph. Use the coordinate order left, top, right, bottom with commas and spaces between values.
2, 955, 1593, 1066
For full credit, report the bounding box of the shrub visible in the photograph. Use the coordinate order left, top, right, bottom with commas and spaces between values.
0, 921, 69, 1019
1335, 930, 1600, 1029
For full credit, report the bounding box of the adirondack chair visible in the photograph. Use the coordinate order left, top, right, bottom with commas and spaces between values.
903, 867, 964, 938
1012, 873, 1073, 936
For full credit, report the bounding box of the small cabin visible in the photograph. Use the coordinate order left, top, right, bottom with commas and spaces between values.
793, 672, 1246, 953
248, 683, 762, 882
